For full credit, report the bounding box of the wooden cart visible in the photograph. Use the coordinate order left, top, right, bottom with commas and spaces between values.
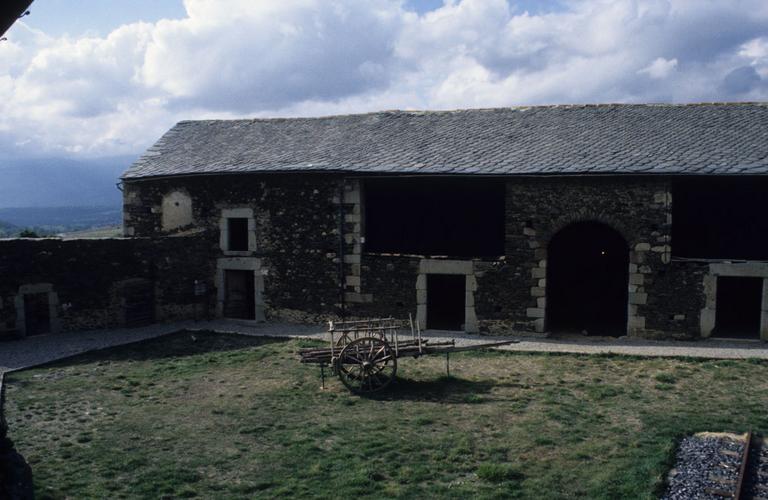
298, 316, 517, 393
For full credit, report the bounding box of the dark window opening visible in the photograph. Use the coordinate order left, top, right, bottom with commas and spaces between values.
364, 178, 505, 257
714, 276, 762, 339
228, 218, 249, 251
24, 292, 50, 336
547, 221, 629, 336
224, 270, 256, 320
673, 177, 768, 260
427, 274, 465, 330
123, 280, 155, 327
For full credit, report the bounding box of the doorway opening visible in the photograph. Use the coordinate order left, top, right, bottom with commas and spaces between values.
223, 270, 256, 319
714, 276, 762, 339
24, 292, 51, 335
546, 221, 629, 336
122, 279, 155, 327
427, 274, 465, 330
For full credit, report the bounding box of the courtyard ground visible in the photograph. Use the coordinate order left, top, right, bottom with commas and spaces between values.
4, 330, 767, 499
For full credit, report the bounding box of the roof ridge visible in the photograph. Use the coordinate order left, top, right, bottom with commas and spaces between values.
172, 102, 768, 125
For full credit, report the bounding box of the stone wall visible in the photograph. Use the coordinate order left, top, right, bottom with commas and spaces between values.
353, 254, 419, 318
502, 176, 702, 336
123, 174, 341, 319
505, 176, 670, 333
644, 262, 708, 339
121, 173, 714, 339
0, 236, 213, 335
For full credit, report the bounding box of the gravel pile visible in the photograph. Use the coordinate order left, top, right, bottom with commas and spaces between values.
662, 434, 745, 500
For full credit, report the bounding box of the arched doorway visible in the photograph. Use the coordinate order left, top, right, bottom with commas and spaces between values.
546, 221, 629, 336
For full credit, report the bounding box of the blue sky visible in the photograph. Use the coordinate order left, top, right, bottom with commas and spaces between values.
1, 0, 767, 159
19, 0, 187, 37
23, 0, 565, 36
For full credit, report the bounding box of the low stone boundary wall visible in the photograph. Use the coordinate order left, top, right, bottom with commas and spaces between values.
0, 235, 215, 336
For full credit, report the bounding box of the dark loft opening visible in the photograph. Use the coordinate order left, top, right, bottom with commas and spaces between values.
673, 177, 768, 260
427, 274, 465, 330
228, 218, 249, 251
547, 221, 629, 336
714, 276, 762, 339
23, 292, 50, 336
364, 178, 505, 257
224, 270, 256, 319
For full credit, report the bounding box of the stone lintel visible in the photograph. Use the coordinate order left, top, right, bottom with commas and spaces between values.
418, 259, 473, 275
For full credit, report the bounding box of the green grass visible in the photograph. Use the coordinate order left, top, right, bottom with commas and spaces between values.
4, 331, 767, 499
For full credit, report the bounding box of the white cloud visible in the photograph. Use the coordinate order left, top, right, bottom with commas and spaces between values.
740, 37, 768, 60
639, 57, 678, 79
1, 0, 768, 158
140, 0, 404, 110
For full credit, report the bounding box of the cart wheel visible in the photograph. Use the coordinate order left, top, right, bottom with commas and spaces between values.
336, 336, 397, 393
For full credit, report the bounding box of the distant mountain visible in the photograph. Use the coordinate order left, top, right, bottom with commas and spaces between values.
0, 156, 136, 208
0, 218, 17, 237
0, 206, 122, 233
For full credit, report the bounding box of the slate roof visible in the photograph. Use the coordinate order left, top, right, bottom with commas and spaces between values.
123, 103, 768, 180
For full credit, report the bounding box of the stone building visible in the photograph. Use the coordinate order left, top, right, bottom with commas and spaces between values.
114, 103, 768, 341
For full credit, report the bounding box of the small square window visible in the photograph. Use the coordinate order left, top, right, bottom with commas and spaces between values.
228, 218, 249, 251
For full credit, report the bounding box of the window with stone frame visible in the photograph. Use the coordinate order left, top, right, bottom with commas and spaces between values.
227, 218, 249, 251
219, 208, 255, 254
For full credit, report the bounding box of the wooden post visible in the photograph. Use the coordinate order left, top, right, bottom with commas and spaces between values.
417, 318, 423, 354
329, 320, 335, 359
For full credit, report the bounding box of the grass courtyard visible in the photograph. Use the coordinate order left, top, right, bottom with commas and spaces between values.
4, 331, 768, 499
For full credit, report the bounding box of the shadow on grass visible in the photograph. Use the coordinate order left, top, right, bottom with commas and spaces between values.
33, 330, 290, 369
367, 375, 504, 403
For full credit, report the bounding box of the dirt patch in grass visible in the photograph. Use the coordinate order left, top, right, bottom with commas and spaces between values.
4, 330, 768, 499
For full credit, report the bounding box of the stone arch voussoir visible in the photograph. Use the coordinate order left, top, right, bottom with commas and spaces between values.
541, 211, 633, 248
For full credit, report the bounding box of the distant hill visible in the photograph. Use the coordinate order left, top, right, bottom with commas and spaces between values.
0, 219, 17, 237
0, 156, 136, 208
0, 206, 122, 234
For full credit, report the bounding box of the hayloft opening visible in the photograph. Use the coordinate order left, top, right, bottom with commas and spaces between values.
223, 270, 256, 320
23, 292, 50, 336
714, 276, 762, 339
673, 177, 768, 260
427, 274, 465, 330
227, 218, 249, 252
546, 221, 629, 336
364, 178, 505, 257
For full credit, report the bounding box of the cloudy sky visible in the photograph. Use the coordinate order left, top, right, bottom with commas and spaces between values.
2, 0, 768, 159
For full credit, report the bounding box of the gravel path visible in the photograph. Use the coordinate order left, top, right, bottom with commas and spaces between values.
1, 320, 767, 377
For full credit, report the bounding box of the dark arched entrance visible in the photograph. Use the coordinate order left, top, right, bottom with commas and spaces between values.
546, 221, 629, 336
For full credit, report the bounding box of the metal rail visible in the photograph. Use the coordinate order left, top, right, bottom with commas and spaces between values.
734, 431, 752, 500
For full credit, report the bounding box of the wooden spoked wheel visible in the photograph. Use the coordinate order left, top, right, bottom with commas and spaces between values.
336, 337, 397, 393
